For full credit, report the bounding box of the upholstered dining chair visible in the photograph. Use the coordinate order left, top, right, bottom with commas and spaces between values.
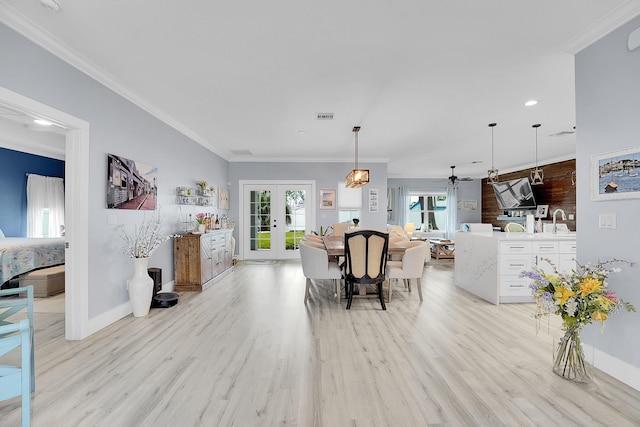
343, 229, 389, 310
0, 319, 32, 427
300, 241, 343, 303
0, 286, 35, 392
385, 241, 429, 301
504, 222, 526, 232
332, 222, 353, 238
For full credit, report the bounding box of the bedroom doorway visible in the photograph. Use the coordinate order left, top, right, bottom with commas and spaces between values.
0, 87, 90, 340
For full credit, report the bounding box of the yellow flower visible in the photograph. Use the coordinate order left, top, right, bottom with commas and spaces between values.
579, 278, 603, 297
554, 286, 575, 305
597, 295, 616, 310
592, 311, 608, 322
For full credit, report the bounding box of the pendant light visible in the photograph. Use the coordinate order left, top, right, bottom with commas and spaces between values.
345, 126, 370, 188
530, 123, 544, 185
487, 123, 499, 184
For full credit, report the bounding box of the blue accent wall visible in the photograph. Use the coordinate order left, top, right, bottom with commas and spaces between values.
0, 147, 65, 237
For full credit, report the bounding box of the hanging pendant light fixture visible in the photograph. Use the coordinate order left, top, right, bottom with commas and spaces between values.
530, 123, 544, 185
345, 126, 370, 188
487, 123, 499, 184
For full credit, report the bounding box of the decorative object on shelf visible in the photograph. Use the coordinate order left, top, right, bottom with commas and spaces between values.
196, 180, 207, 192
530, 124, 544, 185
535, 204, 548, 218
345, 126, 369, 188
521, 258, 635, 382
120, 212, 174, 317
487, 123, 499, 184
195, 213, 206, 233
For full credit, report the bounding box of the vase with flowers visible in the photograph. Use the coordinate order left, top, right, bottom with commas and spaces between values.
195, 212, 206, 233
121, 212, 173, 317
522, 258, 635, 382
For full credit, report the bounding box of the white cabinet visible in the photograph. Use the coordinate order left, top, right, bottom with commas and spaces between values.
174, 229, 234, 291
455, 231, 577, 305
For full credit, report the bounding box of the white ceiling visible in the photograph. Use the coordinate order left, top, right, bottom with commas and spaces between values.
2, 0, 640, 179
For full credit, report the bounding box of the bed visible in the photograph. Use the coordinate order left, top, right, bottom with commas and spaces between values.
0, 238, 66, 285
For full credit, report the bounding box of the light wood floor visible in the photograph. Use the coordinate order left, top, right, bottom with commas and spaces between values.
2, 260, 640, 426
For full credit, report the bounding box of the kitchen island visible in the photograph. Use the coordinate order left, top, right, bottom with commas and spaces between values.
454, 230, 576, 304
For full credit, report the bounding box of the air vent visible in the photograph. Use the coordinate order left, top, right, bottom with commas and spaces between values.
316, 112, 334, 120
230, 149, 253, 155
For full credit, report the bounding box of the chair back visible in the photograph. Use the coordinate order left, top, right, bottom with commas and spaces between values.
344, 230, 389, 285
401, 241, 429, 277
387, 225, 408, 240
505, 222, 526, 232
332, 222, 353, 238
0, 319, 32, 426
299, 241, 340, 279
0, 286, 35, 393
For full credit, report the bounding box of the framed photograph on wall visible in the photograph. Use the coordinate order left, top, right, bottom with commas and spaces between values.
219, 187, 229, 209
368, 188, 379, 213
592, 146, 640, 200
106, 153, 157, 210
319, 188, 336, 210
536, 204, 549, 218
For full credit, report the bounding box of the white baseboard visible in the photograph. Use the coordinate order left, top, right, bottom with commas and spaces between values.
87, 302, 131, 338
583, 344, 640, 391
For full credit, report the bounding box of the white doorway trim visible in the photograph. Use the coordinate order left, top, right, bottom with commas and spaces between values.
239, 180, 316, 260
0, 86, 90, 340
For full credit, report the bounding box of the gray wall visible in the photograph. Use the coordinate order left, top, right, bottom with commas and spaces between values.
0, 23, 229, 318
387, 178, 482, 229
576, 16, 640, 382
228, 161, 388, 238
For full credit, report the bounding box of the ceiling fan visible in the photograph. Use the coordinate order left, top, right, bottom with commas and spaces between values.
448, 166, 472, 187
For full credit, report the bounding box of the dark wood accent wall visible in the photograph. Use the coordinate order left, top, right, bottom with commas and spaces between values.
481, 159, 577, 231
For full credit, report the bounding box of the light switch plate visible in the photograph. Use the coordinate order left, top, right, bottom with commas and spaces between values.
599, 213, 616, 229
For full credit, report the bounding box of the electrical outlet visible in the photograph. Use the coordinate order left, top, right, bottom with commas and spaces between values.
568, 214, 574, 220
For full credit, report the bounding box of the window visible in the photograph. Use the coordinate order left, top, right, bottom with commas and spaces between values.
407, 193, 447, 231
337, 182, 361, 224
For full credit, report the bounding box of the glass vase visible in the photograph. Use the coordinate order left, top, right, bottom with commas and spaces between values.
553, 325, 592, 383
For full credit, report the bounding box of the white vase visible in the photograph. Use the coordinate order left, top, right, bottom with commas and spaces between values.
127, 257, 154, 317
198, 223, 206, 233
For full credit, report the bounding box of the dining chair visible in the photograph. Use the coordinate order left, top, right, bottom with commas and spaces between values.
0, 285, 35, 392
299, 241, 343, 303
385, 241, 429, 301
0, 319, 32, 427
343, 230, 389, 310
332, 222, 353, 238
504, 222, 526, 232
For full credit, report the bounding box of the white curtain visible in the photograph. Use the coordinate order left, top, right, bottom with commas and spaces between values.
397, 186, 409, 228
27, 174, 65, 238
446, 185, 458, 240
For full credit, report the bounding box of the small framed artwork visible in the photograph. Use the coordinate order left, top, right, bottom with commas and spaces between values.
536, 204, 549, 218
457, 199, 477, 212
319, 188, 336, 210
219, 187, 229, 209
369, 188, 379, 213
591, 146, 640, 200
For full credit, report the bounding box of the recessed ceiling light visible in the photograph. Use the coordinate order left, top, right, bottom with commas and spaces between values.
297, 130, 305, 135
524, 99, 538, 107
34, 118, 53, 126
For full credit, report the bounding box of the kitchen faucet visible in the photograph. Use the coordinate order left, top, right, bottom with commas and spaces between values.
552, 208, 567, 234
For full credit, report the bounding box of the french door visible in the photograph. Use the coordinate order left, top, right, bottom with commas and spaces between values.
241, 181, 314, 260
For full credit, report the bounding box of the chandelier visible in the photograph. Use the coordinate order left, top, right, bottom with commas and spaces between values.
345, 126, 370, 188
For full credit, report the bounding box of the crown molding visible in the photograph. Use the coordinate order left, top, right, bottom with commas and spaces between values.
0, 6, 230, 161
561, 1, 640, 54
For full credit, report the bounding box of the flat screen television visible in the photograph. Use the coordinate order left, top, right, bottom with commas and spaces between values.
492, 177, 536, 210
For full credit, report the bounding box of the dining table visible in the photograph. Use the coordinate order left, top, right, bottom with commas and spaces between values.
322, 235, 410, 298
